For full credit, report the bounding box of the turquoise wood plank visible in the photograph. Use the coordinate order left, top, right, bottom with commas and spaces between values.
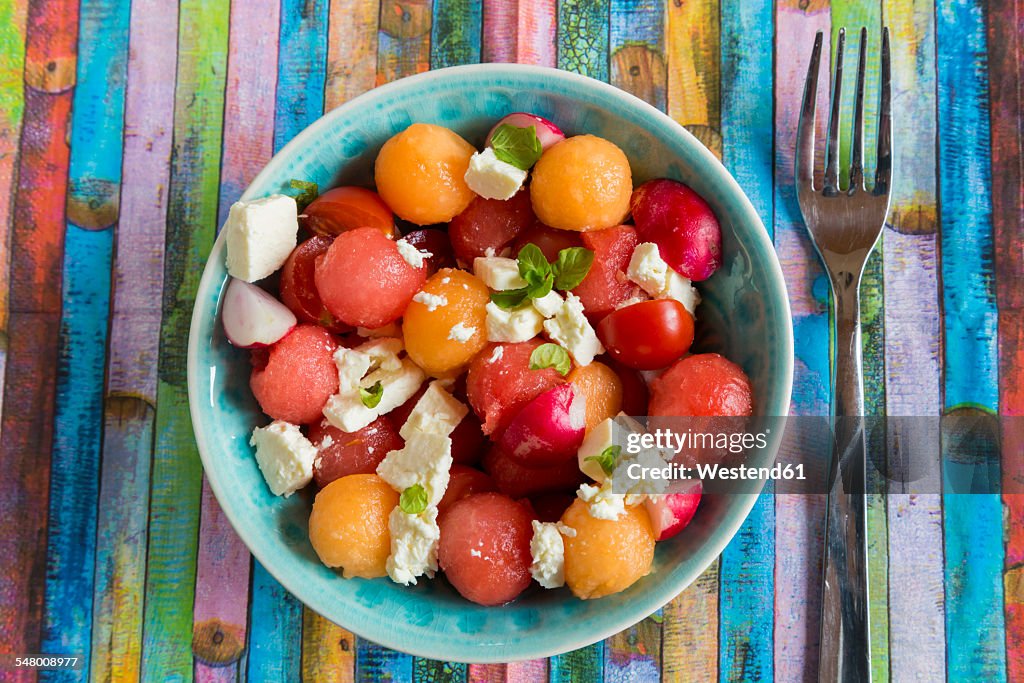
356, 640, 414, 683
935, 2, 1006, 681
556, 0, 610, 81
246, 561, 302, 682
430, 0, 481, 67
40, 1, 131, 677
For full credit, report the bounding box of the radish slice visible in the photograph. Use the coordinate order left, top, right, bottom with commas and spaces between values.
644, 480, 702, 541
222, 277, 297, 348
486, 113, 566, 151
499, 384, 586, 466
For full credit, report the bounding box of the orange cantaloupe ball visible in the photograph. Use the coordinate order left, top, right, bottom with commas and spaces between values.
308, 474, 398, 579
403, 268, 489, 376
374, 123, 477, 225
567, 361, 624, 431
529, 135, 633, 232
560, 498, 655, 599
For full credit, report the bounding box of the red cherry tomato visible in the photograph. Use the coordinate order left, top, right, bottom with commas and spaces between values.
449, 188, 535, 263
596, 299, 694, 370
302, 186, 397, 238
279, 235, 352, 334
512, 223, 582, 262
400, 228, 457, 276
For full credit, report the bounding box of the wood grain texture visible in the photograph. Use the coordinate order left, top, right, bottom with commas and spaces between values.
377, 0, 433, 85
556, 0, 609, 81
0, 0, 27, 356
248, 562, 303, 682
516, 0, 556, 66
355, 640, 413, 683
483, 0, 517, 62
325, 0, 378, 111
141, 0, 229, 678
718, 2, 775, 681
431, 0, 481, 67
989, 0, 1024, 679
666, 0, 721, 156
301, 608, 356, 683
662, 560, 719, 682
0, 0, 77, 674
880, 1, 945, 681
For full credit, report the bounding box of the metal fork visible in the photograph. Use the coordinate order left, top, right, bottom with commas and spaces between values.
796, 26, 892, 683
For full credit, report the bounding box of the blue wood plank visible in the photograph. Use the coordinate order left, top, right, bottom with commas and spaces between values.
430, 0, 482, 68
247, 560, 303, 682
935, 2, 1006, 681
356, 640, 414, 683
40, 0, 131, 678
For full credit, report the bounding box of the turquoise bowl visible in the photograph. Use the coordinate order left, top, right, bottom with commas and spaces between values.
188, 64, 793, 662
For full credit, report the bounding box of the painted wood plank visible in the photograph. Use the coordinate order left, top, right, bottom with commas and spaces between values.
431, 0, 481, 67
483, 0, 517, 62
772, 3, 831, 681
516, 0, 556, 67
879, 1, 945, 681
324, 0, 378, 112
38, 0, 129, 674
140, 0, 229, 678
717, 4, 776, 678
662, 562, 719, 682
505, 660, 547, 682
0, 0, 28, 425
301, 607, 356, 683
377, 0, 433, 85
556, 0, 609, 82
248, 562, 303, 682
356, 640, 414, 683
935, 2, 1006, 681
666, 0, 721, 156
989, 0, 1024, 679
548, 642, 605, 683
413, 658, 468, 682
89, 0, 178, 677
0, 0, 77, 673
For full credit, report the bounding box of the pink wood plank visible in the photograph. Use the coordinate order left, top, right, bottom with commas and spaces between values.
483, 0, 517, 62
516, 0, 556, 67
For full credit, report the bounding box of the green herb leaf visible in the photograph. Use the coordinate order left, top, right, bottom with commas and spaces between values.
359, 381, 384, 409
399, 484, 428, 514
529, 343, 571, 376
288, 179, 319, 212
526, 271, 554, 300
489, 124, 544, 170
517, 243, 551, 285
490, 287, 530, 310
553, 247, 595, 291
585, 445, 622, 477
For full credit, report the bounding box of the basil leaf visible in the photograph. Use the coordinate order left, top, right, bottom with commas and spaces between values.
517, 243, 551, 285
489, 124, 543, 170
359, 381, 384, 409
288, 179, 319, 212
529, 343, 571, 376
585, 445, 621, 477
527, 271, 554, 300
490, 288, 530, 310
553, 247, 595, 291
399, 484, 428, 514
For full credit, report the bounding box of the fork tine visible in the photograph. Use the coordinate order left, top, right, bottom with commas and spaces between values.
849, 28, 868, 191
874, 26, 892, 195
824, 28, 846, 193
797, 31, 824, 189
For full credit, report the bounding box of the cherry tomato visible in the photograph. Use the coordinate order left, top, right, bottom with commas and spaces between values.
606, 359, 650, 416
449, 188, 535, 263
279, 235, 352, 333
512, 223, 582, 262
302, 186, 397, 238
401, 228, 457, 276
596, 299, 694, 370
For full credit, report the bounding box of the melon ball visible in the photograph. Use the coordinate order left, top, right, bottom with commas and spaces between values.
403, 268, 489, 376
249, 324, 338, 424
560, 498, 655, 599
529, 135, 632, 232
308, 474, 398, 578
374, 123, 477, 225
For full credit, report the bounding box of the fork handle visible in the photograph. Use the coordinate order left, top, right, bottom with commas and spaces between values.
818, 275, 871, 683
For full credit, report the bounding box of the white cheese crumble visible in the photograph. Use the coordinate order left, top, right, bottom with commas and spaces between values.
249, 420, 316, 497
395, 238, 431, 269
398, 381, 468, 440
529, 520, 577, 589
627, 242, 701, 315
412, 291, 448, 312
473, 256, 527, 290
224, 195, 299, 282
386, 507, 440, 585
447, 322, 476, 343
376, 431, 453, 507
575, 417, 619, 483
485, 301, 544, 343
578, 480, 627, 520
532, 290, 564, 318
464, 147, 528, 200
322, 339, 425, 432
542, 292, 605, 366
488, 345, 504, 363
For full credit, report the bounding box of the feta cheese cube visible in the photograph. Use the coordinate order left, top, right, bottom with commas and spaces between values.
576, 417, 619, 483
485, 301, 544, 342
542, 293, 604, 366
577, 480, 626, 520
529, 520, 575, 589
395, 238, 430, 269
323, 357, 426, 432
224, 195, 299, 282
359, 337, 404, 372
532, 290, 564, 318
464, 147, 528, 200
399, 381, 468, 440
447, 322, 477, 343
386, 507, 440, 585
250, 420, 316, 497
333, 347, 372, 390
412, 291, 448, 311
376, 431, 453, 507
473, 256, 527, 290
627, 242, 701, 315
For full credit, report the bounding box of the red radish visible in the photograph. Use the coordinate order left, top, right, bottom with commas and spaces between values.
630, 179, 722, 281
499, 384, 586, 466
486, 112, 566, 151
644, 480, 703, 541
222, 277, 297, 348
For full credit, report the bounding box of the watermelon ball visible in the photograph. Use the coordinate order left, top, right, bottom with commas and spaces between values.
314, 226, 426, 328
250, 324, 339, 424
466, 340, 566, 436
438, 493, 535, 606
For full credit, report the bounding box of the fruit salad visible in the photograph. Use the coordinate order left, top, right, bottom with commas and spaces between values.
219, 113, 754, 606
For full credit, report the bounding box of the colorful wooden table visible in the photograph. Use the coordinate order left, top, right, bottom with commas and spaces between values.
1, 0, 1020, 680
